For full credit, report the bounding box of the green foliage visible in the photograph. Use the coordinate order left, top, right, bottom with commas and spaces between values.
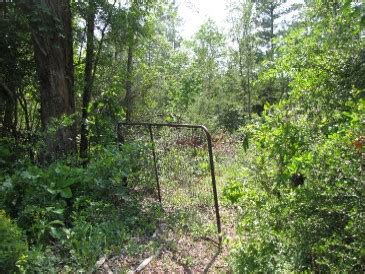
0, 210, 27, 273
222, 181, 244, 204
0, 144, 164, 271
230, 130, 364, 272
66, 200, 129, 269
0, 138, 18, 173
22, 246, 58, 273
216, 107, 245, 133
226, 1, 365, 272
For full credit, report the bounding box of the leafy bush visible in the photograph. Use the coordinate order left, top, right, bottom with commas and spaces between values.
215, 106, 245, 133
226, 3, 365, 271
0, 145, 161, 271
228, 89, 364, 273
22, 246, 58, 273
0, 137, 28, 175
228, 108, 364, 271
0, 210, 27, 272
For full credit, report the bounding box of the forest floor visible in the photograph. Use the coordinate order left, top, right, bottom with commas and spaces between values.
98, 205, 238, 273
96, 137, 242, 273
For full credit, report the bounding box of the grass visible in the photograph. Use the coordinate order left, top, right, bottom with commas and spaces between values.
103, 137, 244, 272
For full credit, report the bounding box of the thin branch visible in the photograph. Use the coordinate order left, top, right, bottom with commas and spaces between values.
92, 0, 117, 82
0, 82, 15, 101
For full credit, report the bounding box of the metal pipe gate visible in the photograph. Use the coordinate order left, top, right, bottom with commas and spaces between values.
117, 122, 222, 246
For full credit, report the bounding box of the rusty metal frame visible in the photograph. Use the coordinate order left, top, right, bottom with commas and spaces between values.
117, 122, 222, 245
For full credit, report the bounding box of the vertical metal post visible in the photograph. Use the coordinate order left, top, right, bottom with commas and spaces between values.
203, 127, 222, 247
149, 125, 162, 203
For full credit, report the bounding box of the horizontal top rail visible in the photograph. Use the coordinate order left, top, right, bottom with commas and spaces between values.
118, 122, 211, 136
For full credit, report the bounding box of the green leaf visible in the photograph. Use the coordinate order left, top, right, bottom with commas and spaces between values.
340, 0, 353, 12
59, 187, 72, 199
48, 220, 65, 226
57, 177, 78, 189
49, 227, 63, 240
361, 16, 365, 28
20, 171, 34, 180
46, 207, 64, 215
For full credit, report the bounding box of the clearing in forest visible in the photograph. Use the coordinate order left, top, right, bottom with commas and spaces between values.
97, 126, 242, 273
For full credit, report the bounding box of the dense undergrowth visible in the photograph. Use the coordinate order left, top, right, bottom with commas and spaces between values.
223, 2, 365, 272
226, 104, 364, 272
0, 141, 163, 272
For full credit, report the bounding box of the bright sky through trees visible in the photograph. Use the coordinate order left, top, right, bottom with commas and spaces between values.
177, 0, 228, 38
177, 0, 304, 38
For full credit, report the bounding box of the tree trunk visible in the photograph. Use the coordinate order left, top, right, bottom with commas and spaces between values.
18, 91, 35, 160
3, 97, 15, 132
1, 82, 17, 135
125, 41, 134, 122
247, 57, 251, 120
0, 0, 7, 17
30, 0, 76, 161
238, 42, 247, 113
80, 2, 96, 160
270, 3, 274, 56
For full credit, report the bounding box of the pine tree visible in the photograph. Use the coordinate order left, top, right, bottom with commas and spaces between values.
254, 0, 288, 58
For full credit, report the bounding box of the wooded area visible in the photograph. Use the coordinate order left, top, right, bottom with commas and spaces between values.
0, 0, 364, 272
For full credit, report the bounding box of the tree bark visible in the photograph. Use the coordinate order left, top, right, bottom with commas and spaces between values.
29, 0, 76, 161
80, 2, 96, 160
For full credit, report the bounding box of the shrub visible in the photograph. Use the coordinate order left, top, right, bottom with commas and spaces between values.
22, 246, 58, 273
215, 106, 245, 133
0, 210, 27, 272
227, 104, 365, 272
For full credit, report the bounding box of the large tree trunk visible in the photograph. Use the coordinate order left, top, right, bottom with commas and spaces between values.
80, 2, 96, 160
29, 0, 76, 161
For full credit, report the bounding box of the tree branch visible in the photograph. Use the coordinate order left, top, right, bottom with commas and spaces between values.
0, 82, 15, 101
91, 0, 117, 82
